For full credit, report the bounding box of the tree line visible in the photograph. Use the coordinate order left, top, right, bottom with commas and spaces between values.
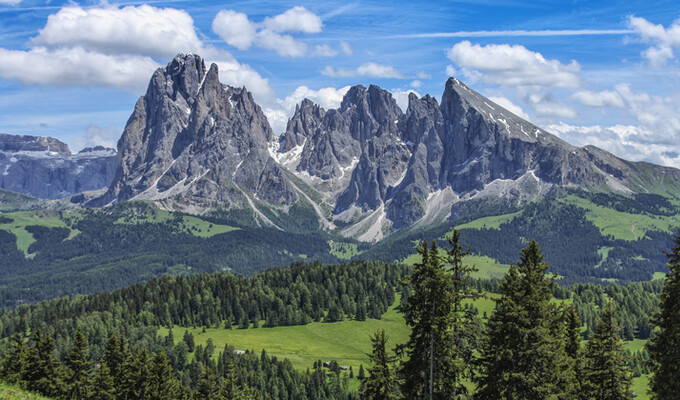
360, 230, 680, 399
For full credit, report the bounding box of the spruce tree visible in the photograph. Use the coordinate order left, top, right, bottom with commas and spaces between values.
648, 230, 680, 399
0, 334, 28, 384
475, 241, 574, 399
361, 329, 397, 400
23, 329, 66, 398
581, 302, 631, 400
442, 230, 481, 398
397, 240, 456, 399
90, 364, 115, 400
194, 367, 221, 400
65, 327, 93, 399
147, 350, 179, 400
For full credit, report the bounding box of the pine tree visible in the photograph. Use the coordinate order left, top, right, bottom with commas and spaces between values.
648, 230, 680, 399
566, 307, 584, 396
397, 240, 457, 399
194, 367, 221, 400
65, 327, 93, 399
90, 363, 115, 400
23, 329, 66, 398
475, 241, 574, 399
581, 302, 631, 400
147, 350, 179, 400
361, 330, 398, 400
0, 334, 28, 384
103, 334, 129, 392
442, 230, 482, 398
184, 330, 196, 352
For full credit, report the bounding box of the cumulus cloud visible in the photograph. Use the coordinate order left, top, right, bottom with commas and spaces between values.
71, 124, 120, 151
212, 6, 335, 58
410, 80, 422, 88
212, 10, 257, 50
0, 47, 159, 91
264, 85, 351, 134
0, 4, 276, 105
263, 6, 323, 33
548, 122, 680, 168
322, 62, 404, 78
488, 96, 530, 120
33, 5, 205, 59
572, 90, 625, 108
524, 91, 577, 118
391, 89, 421, 112
447, 41, 581, 88
256, 30, 308, 57
0, 0, 22, 5
628, 16, 680, 66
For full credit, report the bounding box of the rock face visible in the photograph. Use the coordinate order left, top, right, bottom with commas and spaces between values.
77, 53, 680, 240
94, 54, 297, 209
0, 134, 117, 199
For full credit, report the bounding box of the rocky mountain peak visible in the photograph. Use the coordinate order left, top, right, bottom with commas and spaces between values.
93, 54, 296, 210
0, 133, 71, 156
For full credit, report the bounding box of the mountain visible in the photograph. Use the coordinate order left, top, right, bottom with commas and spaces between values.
0, 133, 117, 199
92, 54, 297, 213
273, 76, 680, 240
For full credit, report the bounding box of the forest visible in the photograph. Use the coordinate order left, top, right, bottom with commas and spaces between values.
0, 228, 677, 399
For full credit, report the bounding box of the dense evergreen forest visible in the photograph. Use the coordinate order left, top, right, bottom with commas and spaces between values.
362, 191, 676, 284
0, 234, 674, 399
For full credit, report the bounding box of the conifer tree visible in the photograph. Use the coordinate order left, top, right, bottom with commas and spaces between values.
65, 327, 93, 399
0, 334, 28, 384
147, 350, 179, 400
23, 329, 66, 398
194, 367, 221, 400
90, 363, 115, 400
103, 334, 129, 391
397, 240, 457, 399
581, 302, 631, 400
648, 230, 680, 399
566, 307, 584, 396
475, 241, 574, 399
361, 329, 398, 400
442, 230, 481, 398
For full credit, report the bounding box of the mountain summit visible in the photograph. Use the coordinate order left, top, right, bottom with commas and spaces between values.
86, 54, 680, 240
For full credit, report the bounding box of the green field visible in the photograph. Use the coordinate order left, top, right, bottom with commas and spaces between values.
114, 208, 239, 238
454, 211, 522, 230
0, 207, 239, 256
560, 195, 680, 241
0, 383, 51, 400
403, 252, 510, 280
0, 210, 79, 255
328, 240, 360, 260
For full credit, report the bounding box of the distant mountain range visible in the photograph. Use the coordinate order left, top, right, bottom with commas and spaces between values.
3, 54, 680, 241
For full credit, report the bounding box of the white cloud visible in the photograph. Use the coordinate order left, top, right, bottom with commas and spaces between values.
628, 16, 680, 66
33, 5, 205, 59
71, 124, 120, 151
311, 44, 338, 57
0, 47, 159, 91
416, 70, 431, 79
445, 64, 457, 77
340, 41, 352, 56
263, 6, 323, 34
212, 10, 257, 50
256, 30, 308, 57
322, 62, 404, 79
212, 7, 332, 58
410, 80, 422, 88
391, 89, 421, 112
547, 122, 680, 168
447, 40, 581, 88
0, 0, 22, 5
0, 4, 276, 106
488, 96, 530, 120
264, 85, 351, 134
572, 90, 625, 108
525, 91, 577, 119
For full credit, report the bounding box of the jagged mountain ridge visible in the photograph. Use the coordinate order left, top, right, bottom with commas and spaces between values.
0, 133, 117, 199
84, 54, 680, 241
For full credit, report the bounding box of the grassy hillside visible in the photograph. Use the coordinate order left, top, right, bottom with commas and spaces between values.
0, 383, 51, 400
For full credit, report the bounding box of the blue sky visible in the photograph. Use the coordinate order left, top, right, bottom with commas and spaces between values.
0, 1, 679, 167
